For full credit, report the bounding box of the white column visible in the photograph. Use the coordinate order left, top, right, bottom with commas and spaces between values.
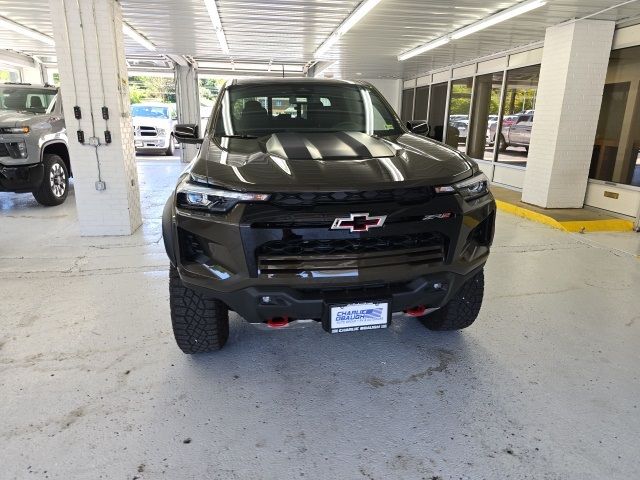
175, 64, 201, 163
49, 0, 142, 236
522, 20, 615, 208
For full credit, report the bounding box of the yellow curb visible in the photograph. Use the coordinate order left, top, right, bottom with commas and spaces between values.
495, 199, 635, 233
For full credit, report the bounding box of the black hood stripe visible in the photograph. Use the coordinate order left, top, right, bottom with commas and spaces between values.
273, 133, 313, 160
334, 131, 372, 158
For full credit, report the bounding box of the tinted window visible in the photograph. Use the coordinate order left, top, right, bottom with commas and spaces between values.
131, 105, 170, 118
0, 87, 57, 113
217, 82, 402, 137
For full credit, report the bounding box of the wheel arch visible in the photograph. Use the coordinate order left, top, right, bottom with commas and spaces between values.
163, 192, 178, 266
41, 141, 72, 177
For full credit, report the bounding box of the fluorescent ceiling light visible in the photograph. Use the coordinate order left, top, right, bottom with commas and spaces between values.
0, 51, 36, 69
122, 23, 156, 51
397, 0, 546, 61
204, 0, 230, 55
315, 34, 340, 58
0, 15, 55, 46
451, 0, 546, 39
397, 37, 450, 61
314, 0, 383, 58
336, 0, 383, 36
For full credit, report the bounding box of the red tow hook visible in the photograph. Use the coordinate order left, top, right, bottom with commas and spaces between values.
267, 317, 290, 328
404, 306, 427, 317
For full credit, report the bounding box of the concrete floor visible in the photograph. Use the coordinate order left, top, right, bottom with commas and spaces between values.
1, 158, 639, 480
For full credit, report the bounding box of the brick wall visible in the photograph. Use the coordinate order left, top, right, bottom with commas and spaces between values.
49, 0, 142, 236
522, 20, 615, 209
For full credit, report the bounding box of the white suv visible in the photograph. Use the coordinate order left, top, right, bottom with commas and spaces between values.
131, 102, 178, 156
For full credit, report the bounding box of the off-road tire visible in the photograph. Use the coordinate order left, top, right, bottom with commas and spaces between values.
165, 135, 175, 156
420, 270, 484, 331
169, 265, 229, 353
33, 153, 69, 206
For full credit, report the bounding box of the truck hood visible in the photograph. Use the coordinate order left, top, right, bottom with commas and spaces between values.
131, 116, 173, 128
190, 132, 473, 192
0, 111, 38, 128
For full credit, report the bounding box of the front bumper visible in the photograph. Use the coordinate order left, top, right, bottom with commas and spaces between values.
0, 162, 44, 192
134, 136, 170, 150
165, 189, 496, 323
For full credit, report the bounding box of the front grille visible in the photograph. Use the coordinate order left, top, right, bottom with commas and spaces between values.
257, 233, 445, 276
269, 186, 434, 207
0, 143, 9, 157
139, 126, 157, 137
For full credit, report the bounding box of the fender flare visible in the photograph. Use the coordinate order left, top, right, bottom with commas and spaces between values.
162, 192, 178, 267
40, 140, 72, 175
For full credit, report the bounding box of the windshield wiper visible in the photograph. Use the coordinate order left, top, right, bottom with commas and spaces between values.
218, 134, 259, 139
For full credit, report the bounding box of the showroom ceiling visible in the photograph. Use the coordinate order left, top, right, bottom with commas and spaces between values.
0, 0, 639, 78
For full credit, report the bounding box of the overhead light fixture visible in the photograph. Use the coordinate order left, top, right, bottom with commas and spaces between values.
203, 0, 230, 55
397, 0, 546, 61
0, 15, 55, 46
451, 0, 546, 39
122, 22, 156, 51
314, 0, 383, 58
398, 37, 450, 61
0, 51, 37, 69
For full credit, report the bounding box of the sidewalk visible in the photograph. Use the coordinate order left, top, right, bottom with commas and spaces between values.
491, 185, 636, 233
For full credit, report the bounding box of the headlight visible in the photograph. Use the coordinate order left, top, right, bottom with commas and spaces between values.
435, 172, 489, 201
0, 126, 29, 134
156, 128, 166, 136
176, 181, 270, 213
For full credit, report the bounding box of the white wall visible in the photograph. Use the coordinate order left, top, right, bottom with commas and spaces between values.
522, 20, 615, 208
362, 78, 402, 114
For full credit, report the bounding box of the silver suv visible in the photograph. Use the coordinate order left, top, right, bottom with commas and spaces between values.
0, 83, 70, 206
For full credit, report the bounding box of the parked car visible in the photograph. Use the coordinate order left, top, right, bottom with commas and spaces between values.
450, 119, 468, 141
0, 82, 71, 206
499, 113, 534, 152
131, 102, 178, 156
163, 78, 495, 353
487, 114, 520, 144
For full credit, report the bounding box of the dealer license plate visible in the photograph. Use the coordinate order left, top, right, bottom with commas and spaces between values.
330, 302, 389, 333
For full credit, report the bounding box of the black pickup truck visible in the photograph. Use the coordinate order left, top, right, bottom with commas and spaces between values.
163, 78, 495, 353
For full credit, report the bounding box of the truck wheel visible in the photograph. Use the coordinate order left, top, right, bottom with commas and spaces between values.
420, 270, 484, 331
169, 265, 229, 353
165, 135, 175, 156
498, 134, 508, 152
33, 153, 69, 206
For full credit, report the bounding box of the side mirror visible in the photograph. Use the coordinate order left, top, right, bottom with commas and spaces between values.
407, 120, 430, 136
174, 124, 202, 144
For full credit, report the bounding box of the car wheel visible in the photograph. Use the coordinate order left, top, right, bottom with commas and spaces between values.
169, 265, 229, 353
33, 153, 69, 206
498, 134, 508, 152
165, 135, 175, 156
419, 270, 484, 331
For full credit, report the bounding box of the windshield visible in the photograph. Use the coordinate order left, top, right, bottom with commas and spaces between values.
131, 105, 170, 119
214, 82, 403, 138
0, 86, 57, 114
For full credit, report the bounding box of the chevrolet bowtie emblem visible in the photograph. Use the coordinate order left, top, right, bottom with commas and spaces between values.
331, 213, 387, 233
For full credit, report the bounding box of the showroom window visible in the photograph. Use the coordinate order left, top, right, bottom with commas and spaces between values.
496, 64, 540, 166
428, 82, 448, 142
590, 45, 640, 187
467, 72, 503, 161
0, 68, 19, 83
413, 85, 429, 120
400, 88, 414, 121
447, 77, 473, 152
